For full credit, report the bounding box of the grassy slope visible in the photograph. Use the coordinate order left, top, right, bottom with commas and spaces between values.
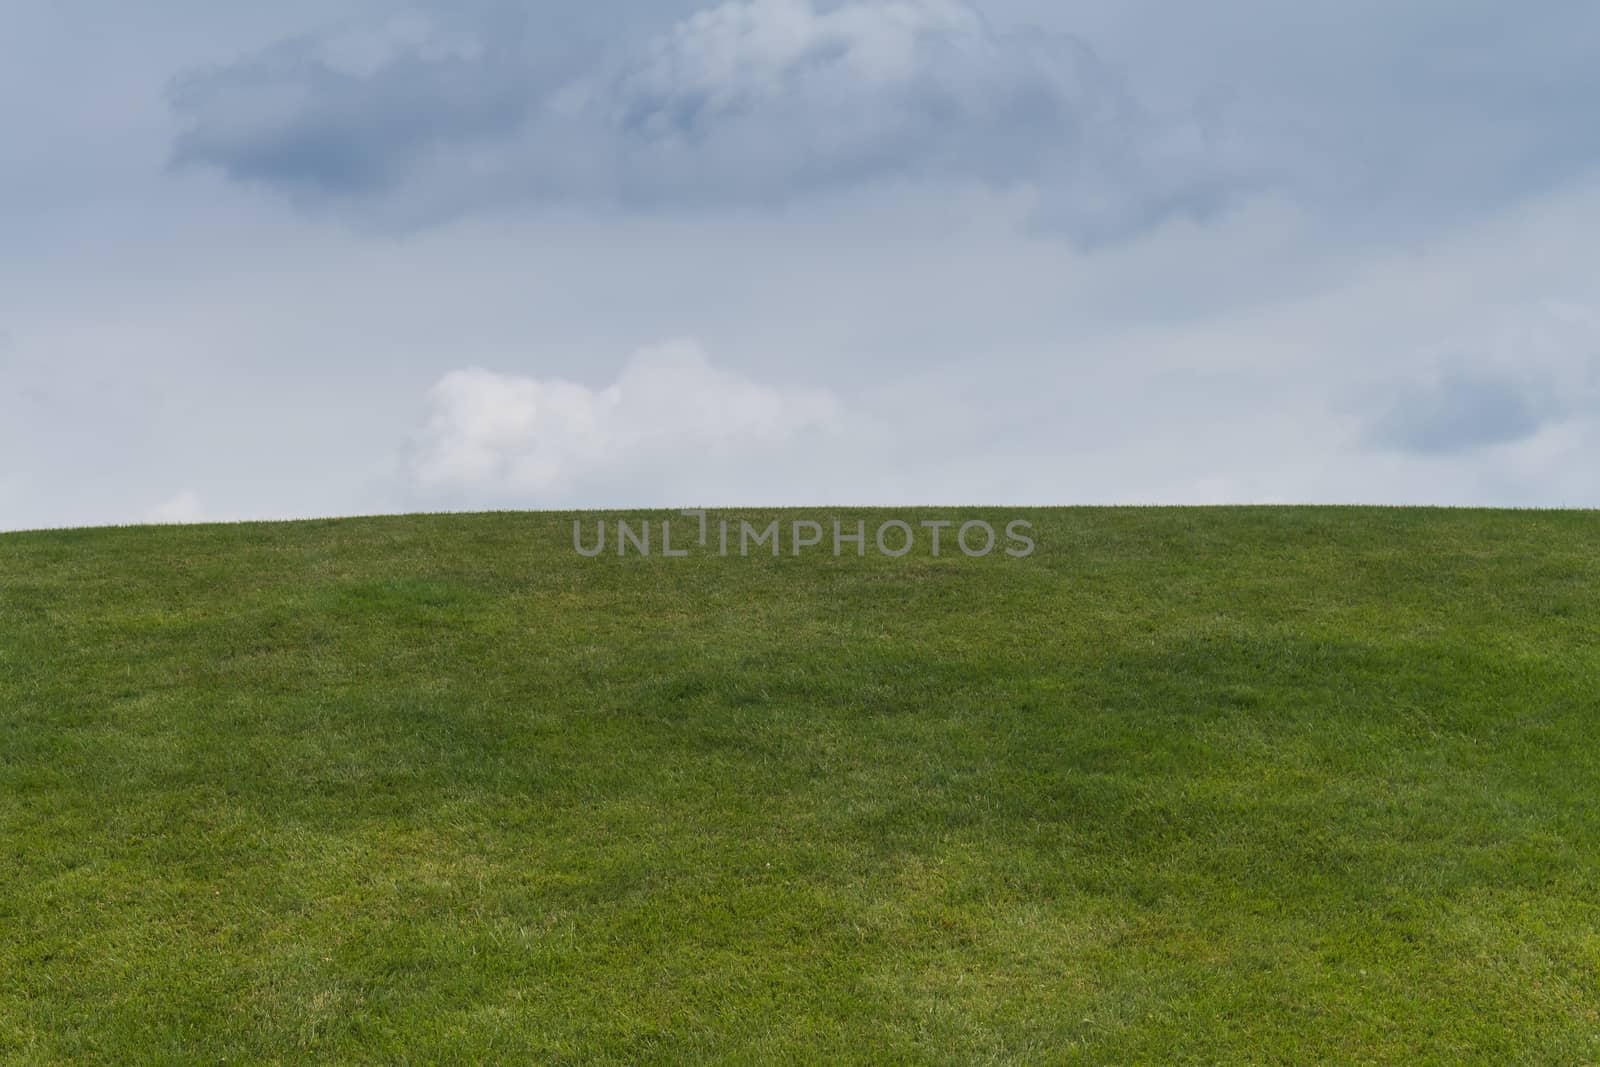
1, 508, 1598, 1065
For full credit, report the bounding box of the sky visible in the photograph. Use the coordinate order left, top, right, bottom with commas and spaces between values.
3, 0, 1599, 530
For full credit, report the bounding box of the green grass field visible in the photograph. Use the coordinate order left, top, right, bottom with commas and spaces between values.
2, 508, 1598, 1064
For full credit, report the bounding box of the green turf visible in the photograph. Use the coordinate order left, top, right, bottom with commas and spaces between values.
2, 508, 1598, 1064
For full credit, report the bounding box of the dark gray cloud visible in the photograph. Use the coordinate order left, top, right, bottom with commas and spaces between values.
1365, 371, 1559, 455
1360, 296, 1600, 457
168, 9, 554, 198
167, 0, 1234, 243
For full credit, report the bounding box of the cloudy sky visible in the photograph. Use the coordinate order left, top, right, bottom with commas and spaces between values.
4, 0, 1599, 529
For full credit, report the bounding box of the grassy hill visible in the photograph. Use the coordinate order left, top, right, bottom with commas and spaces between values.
2, 508, 1598, 1064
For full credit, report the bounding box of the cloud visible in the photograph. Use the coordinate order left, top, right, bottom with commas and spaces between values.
413, 340, 842, 501
1363, 371, 1555, 455
168, 10, 542, 199
146, 491, 207, 524
1361, 298, 1600, 456
168, 0, 1231, 242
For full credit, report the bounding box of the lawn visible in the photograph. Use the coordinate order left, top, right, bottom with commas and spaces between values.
2, 508, 1597, 1064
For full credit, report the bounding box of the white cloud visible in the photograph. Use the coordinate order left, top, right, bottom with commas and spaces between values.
413, 340, 842, 500
146, 491, 207, 525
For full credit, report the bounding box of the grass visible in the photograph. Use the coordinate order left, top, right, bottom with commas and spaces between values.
1, 507, 1598, 1064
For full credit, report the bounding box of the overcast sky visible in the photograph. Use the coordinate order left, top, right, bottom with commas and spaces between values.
4, 0, 1599, 529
